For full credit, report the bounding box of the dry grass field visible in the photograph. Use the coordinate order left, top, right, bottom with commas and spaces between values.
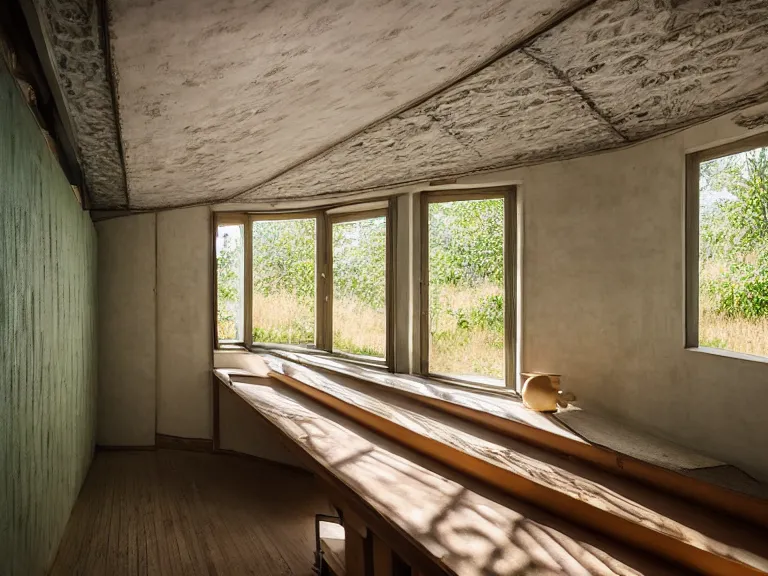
252, 285, 506, 378
699, 261, 768, 357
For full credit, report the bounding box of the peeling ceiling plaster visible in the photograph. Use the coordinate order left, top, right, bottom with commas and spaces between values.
109, 0, 583, 209
526, 0, 768, 139
31, 0, 127, 208
239, 0, 768, 201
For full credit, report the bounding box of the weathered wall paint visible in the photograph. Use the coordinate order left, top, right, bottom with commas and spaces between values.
0, 66, 97, 575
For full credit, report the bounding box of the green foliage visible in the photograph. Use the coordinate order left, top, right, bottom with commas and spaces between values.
429, 199, 504, 287
704, 254, 768, 319
252, 219, 315, 299
253, 323, 313, 345
700, 147, 768, 320
333, 217, 387, 310
428, 199, 505, 343
469, 293, 505, 332
216, 226, 243, 340
215, 198, 507, 371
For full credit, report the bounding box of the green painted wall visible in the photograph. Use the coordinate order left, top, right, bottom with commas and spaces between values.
0, 64, 97, 575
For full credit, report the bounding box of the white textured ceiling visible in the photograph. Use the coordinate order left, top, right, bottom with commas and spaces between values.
109, 0, 582, 209
28, 0, 768, 210
240, 0, 768, 202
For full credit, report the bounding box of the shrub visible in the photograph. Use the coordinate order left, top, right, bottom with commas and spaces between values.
705, 252, 768, 319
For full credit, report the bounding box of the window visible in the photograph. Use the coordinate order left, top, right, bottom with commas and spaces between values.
421, 189, 516, 386
214, 190, 518, 382
214, 203, 392, 366
331, 212, 388, 359
215, 220, 245, 342
687, 135, 768, 359
252, 217, 316, 345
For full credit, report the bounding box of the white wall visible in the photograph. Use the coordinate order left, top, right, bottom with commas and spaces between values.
96, 213, 156, 446
97, 207, 299, 465
157, 207, 213, 439
97, 102, 768, 479
458, 103, 768, 480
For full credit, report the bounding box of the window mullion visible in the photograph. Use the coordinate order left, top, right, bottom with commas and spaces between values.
316, 213, 333, 352
244, 214, 253, 348
504, 188, 517, 390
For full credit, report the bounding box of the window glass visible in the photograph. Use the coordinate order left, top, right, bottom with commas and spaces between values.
252, 218, 316, 345
332, 216, 387, 358
698, 146, 768, 357
428, 198, 505, 381
216, 223, 245, 341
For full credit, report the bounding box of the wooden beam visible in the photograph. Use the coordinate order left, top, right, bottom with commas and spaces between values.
372, 535, 392, 576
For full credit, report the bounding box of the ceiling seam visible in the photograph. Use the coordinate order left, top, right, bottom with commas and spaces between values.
225, 0, 599, 203
520, 48, 629, 143
99, 0, 131, 210
426, 111, 486, 161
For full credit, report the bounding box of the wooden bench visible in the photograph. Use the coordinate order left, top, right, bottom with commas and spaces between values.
270, 349, 768, 520
213, 367, 746, 575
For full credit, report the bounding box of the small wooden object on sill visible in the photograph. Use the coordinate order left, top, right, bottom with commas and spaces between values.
521, 372, 575, 412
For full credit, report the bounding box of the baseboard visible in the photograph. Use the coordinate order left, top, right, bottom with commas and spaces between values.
214, 448, 310, 475
96, 439, 308, 476
96, 444, 156, 452
156, 433, 214, 453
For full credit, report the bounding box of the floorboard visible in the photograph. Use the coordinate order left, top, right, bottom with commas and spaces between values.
49, 450, 331, 576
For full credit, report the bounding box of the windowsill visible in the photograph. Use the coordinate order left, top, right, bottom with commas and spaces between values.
251, 342, 319, 353
686, 346, 768, 365
262, 347, 518, 399
428, 371, 505, 389
247, 344, 389, 371
215, 343, 509, 395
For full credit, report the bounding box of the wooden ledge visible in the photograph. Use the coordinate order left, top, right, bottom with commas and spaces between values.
261, 356, 768, 576
216, 372, 698, 576
265, 351, 768, 527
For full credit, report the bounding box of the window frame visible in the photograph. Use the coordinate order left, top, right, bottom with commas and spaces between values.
214, 200, 395, 371
419, 186, 517, 388
685, 132, 768, 354
249, 211, 321, 351
213, 213, 249, 348
326, 207, 393, 368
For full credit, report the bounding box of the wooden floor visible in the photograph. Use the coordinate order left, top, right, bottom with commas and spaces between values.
49, 450, 332, 576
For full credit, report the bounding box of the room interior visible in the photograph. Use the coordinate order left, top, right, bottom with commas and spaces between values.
2, 0, 768, 575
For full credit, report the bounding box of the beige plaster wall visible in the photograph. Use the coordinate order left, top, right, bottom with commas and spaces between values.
157, 206, 213, 439
96, 213, 157, 446
457, 106, 768, 480
96, 103, 768, 480
97, 208, 299, 465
